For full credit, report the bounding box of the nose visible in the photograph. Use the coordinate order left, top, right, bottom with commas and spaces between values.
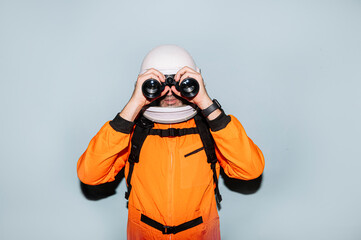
167, 89, 173, 96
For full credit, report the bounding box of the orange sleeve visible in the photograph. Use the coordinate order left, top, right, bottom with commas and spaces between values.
77, 115, 134, 185
211, 115, 265, 180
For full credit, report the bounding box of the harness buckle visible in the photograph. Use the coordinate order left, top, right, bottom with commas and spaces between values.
169, 128, 175, 137
139, 117, 154, 128
162, 225, 176, 234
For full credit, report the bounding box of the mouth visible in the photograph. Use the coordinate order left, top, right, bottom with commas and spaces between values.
163, 97, 177, 105
157, 91, 187, 107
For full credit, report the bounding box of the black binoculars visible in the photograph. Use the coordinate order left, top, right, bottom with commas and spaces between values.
142, 74, 199, 99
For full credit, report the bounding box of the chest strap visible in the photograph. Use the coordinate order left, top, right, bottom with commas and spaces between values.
141, 214, 203, 235
149, 127, 198, 137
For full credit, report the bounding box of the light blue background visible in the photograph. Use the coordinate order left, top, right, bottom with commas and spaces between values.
1, 0, 360, 239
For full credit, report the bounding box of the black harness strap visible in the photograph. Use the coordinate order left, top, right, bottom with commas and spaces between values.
149, 127, 198, 137
125, 116, 153, 200
125, 114, 222, 207
212, 162, 223, 204
194, 114, 223, 205
141, 214, 203, 235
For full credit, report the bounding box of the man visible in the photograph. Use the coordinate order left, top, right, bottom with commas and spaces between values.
77, 45, 265, 239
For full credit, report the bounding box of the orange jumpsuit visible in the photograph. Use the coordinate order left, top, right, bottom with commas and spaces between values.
77, 112, 265, 239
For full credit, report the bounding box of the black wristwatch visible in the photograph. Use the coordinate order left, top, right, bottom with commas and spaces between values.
201, 99, 222, 117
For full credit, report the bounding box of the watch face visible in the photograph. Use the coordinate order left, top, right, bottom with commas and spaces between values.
213, 99, 221, 108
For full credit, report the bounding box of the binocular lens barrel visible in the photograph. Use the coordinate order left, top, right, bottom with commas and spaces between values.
142, 77, 199, 99
142, 79, 163, 99
179, 78, 199, 98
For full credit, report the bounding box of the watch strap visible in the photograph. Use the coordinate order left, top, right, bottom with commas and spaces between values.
201, 99, 221, 117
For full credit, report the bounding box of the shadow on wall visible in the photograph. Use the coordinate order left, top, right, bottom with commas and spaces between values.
80, 168, 263, 201
220, 169, 263, 194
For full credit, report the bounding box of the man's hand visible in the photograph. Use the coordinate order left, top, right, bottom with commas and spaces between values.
119, 68, 169, 122
131, 68, 169, 107
172, 66, 213, 109
172, 66, 221, 120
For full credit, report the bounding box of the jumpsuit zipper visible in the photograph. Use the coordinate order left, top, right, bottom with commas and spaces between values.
170, 151, 173, 240
169, 123, 173, 240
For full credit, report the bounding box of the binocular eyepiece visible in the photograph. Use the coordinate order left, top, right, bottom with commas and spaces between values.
142, 74, 199, 99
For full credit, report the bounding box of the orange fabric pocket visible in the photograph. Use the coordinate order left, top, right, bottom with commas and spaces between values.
180, 144, 212, 189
